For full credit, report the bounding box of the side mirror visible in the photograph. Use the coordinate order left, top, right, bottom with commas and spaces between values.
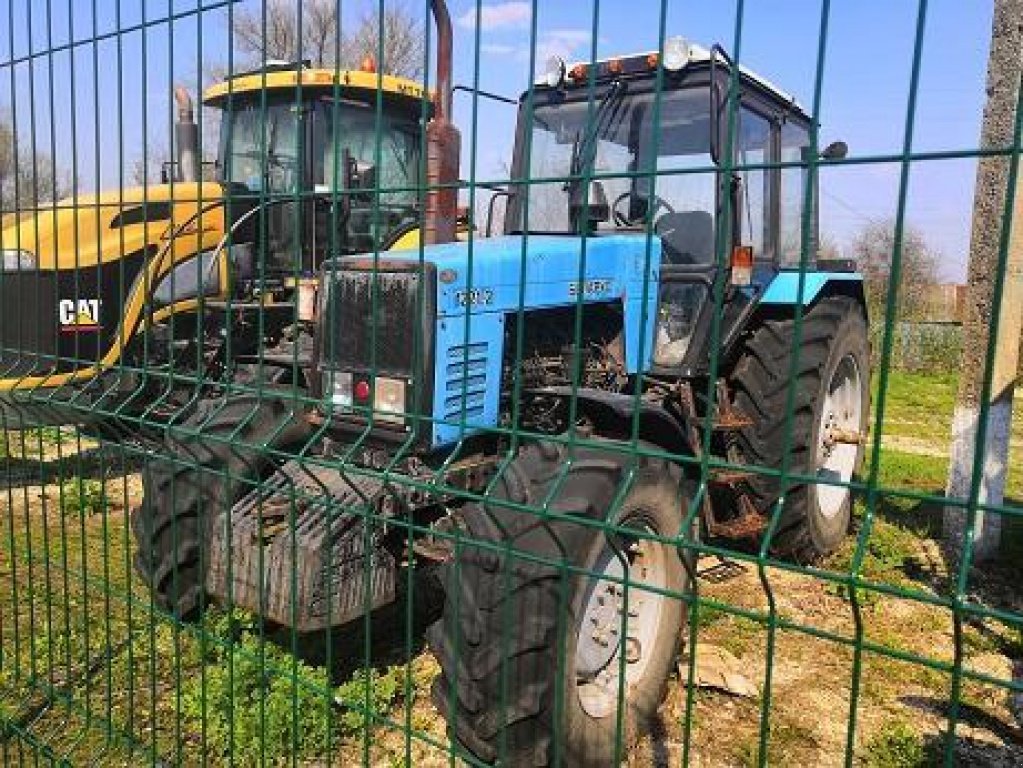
570, 180, 610, 232
821, 140, 848, 160
485, 189, 512, 237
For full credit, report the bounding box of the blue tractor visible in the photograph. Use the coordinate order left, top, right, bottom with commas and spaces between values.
136, 35, 869, 767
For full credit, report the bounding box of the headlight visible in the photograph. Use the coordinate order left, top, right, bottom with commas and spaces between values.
152, 250, 222, 307
662, 36, 690, 72
374, 377, 406, 422
0, 249, 36, 271
329, 371, 354, 407
652, 283, 706, 366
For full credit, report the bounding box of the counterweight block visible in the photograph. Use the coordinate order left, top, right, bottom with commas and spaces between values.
206, 461, 396, 631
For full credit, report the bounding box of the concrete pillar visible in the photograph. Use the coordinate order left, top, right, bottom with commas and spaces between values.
944, 0, 1023, 562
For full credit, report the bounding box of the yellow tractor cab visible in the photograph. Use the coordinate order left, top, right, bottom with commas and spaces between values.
203, 61, 431, 259
0, 61, 431, 429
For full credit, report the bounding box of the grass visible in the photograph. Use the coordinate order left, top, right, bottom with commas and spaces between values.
862, 721, 932, 768
734, 716, 821, 767
58, 477, 107, 517
4, 370, 1023, 765
1, 427, 77, 456
877, 371, 1023, 491
879, 371, 960, 442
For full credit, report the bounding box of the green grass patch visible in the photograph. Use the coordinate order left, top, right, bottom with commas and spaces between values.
692, 602, 764, 656
862, 720, 934, 767
58, 477, 107, 517
828, 449, 946, 592
874, 369, 1023, 447
872, 449, 948, 494
880, 371, 958, 421
179, 610, 405, 764
734, 716, 820, 767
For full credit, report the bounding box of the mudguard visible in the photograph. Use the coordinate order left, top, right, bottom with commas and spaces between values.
758, 271, 864, 307
526, 386, 692, 458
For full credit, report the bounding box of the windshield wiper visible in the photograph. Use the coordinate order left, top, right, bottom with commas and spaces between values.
569, 78, 629, 183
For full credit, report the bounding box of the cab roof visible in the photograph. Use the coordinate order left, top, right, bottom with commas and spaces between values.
202, 67, 429, 109
536, 39, 808, 120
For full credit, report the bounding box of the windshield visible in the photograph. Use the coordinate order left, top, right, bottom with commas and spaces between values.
220, 99, 303, 193
509, 86, 716, 235
217, 94, 422, 256
314, 101, 419, 200
315, 100, 421, 252
218, 97, 420, 195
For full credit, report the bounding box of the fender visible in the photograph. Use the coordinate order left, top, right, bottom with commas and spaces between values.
758, 271, 864, 307
525, 386, 692, 458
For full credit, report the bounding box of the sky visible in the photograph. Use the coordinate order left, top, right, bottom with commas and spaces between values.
0, 1, 998, 281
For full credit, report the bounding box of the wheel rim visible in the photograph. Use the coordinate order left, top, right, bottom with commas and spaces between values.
576, 521, 668, 719
816, 353, 863, 519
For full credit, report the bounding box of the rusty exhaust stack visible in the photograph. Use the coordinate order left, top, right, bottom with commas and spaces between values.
424, 0, 460, 245
174, 85, 199, 183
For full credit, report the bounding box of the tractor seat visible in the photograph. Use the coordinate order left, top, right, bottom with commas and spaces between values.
655, 210, 714, 265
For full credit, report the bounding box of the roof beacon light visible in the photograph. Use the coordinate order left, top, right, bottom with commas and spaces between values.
569, 63, 588, 82
663, 36, 690, 72
360, 55, 377, 73
544, 55, 566, 88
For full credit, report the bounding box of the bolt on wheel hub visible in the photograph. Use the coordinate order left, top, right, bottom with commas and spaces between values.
576, 529, 668, 719
816, 353, 864, 519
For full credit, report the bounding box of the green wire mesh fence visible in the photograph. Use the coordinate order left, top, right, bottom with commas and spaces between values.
1, 0, 1021, 765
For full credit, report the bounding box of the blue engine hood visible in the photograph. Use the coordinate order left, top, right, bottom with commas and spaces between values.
356, 234, 663, 317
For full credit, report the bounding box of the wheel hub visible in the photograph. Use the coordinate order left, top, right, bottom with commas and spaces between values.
576, 533, 666, 719
576, 557, 626, 677
816, 353, 864, 519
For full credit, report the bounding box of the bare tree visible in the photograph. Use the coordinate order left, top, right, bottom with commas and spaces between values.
130, 144, 166, 187
233, 0, 336, 66
230, 1, 423, 78
851, 218, 939, 322
342, 5, 424, 80
817, 234, 843, 261
0, 116, 66, 211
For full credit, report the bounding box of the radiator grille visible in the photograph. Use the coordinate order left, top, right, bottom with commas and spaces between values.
324, 268, 430, 376
444, 342, 489, 421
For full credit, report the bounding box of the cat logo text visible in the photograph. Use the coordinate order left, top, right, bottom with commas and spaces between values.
58, 299, 102, 333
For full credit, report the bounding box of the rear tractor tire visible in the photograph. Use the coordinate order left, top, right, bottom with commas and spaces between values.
729, 295, 870, 561
427, 440, 692, 767
131, 394, 311, 619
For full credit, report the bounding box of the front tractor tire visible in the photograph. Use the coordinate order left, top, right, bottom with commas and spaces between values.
132, 394, 311, 619
729, 295, 870, 561
427, 440, 691, 767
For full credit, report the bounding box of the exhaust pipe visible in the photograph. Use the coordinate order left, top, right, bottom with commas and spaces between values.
174, 85, 200, 183
424, 0, 460, 245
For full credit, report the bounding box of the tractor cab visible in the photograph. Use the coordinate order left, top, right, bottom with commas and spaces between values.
505, 39, 840, 371
508, 38, 818, 259
203, 61, 429, 272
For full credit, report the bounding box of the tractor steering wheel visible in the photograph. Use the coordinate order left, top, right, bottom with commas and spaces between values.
612, 191, 675, 227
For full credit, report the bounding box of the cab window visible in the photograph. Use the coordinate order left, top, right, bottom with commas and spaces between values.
779, 122, 812, 265
736, 107, 771, 259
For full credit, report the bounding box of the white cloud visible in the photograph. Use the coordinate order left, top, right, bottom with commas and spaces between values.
457, 2, 532, 31
481, 43, 517, 55
538, 29, 590, 60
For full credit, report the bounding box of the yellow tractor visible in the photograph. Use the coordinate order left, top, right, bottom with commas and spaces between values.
0, 59, 442, 431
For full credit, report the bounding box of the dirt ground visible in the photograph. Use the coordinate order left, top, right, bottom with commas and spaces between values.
3, 374, 1023, 767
